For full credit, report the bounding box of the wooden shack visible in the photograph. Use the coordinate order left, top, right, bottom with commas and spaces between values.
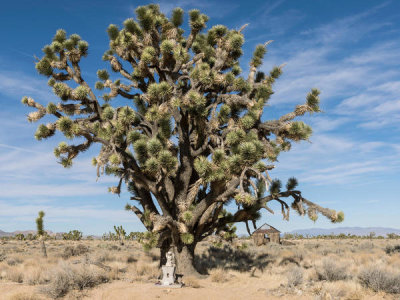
252, 223, 281, 246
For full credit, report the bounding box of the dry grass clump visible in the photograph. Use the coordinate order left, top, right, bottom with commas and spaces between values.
40, 262, 108, 298
5, 267, 24, 283
286, 266, 303, 287
321, 281, 363, 300
126, 255, 137, 263
9, 293, 44, 300
24, 267, 49, 285
0, 251, 6, 262
210, 268, 229, 283
7, 255, 24, 266
358, 264, 400, 294
129, 260, 159, 281
316, 258, 350, 281
95, 251, 115, 263
358, 241, 375, 251
183, 275, 201, 288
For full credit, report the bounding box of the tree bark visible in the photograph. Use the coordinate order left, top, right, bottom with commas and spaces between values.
173, 242, 199, 277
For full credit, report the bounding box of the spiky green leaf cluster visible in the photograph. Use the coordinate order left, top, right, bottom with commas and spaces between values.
180, 232, 194, 244
270, 179, 282, 195
251, 44, 266, 68
287, 121, 313, 141
234, 192, 255, 206
306, 88, 321, 112
286, 177, 298, 191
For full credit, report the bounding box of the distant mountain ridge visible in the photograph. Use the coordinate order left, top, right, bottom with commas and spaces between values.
0, 229, 57, 237
285, 227, 400, 237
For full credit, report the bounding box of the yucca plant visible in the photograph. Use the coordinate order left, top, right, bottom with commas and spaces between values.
23, 4, 343, 276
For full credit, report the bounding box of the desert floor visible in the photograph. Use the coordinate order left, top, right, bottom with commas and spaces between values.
1, 238, 399, 299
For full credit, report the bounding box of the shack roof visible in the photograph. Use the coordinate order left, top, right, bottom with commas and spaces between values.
252, 223, 280, 234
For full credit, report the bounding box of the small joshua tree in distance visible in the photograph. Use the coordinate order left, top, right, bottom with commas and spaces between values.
114, 225, 126, 246
36, 210, 47, 258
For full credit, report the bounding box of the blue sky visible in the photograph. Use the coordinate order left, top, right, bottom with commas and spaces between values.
0, 0, 399, 235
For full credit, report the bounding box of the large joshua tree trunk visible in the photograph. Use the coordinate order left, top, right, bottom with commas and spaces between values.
173, 243, 198, 276
159, 233, 199, 276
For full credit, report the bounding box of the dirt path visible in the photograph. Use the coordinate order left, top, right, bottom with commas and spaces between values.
83, 277, 308, 300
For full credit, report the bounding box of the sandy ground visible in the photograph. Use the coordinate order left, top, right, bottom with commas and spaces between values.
0, 277, 312, 300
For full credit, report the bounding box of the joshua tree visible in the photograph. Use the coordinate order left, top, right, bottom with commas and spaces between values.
62, 230, 83, 241
114, 225, 126, 245
22, 4, 343, 275
14, 233, 25, 241
36, 211, 47, 258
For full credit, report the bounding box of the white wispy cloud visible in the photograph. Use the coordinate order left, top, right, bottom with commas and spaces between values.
0, 201, 139, 224
258, 3, 400, 135
0, 71, 53, 101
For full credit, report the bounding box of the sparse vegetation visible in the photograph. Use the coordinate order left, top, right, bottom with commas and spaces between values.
358, 264, 400, 294
316, 258, 350, 281
1, 238, 400, 298
286, 266, 303, 287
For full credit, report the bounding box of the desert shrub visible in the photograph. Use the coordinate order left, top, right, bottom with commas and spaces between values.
7, 256, 23, 266
126, 255, 137, 263
62, 244, 89, 259
385, 244, 400, 255
41, 265, 72, 298
286, 266, 303, 287
304, 242, 321, 249
0, 251, 6, 262
210, 268, 229, 283
316, 259, 349, 281
41, 263, 108, 298
73, 266, 108, 290
75, 244, 90, 255
359, 242, 374, 250
358, 265, 400, 294
62, 246, 75, 259
96, 251, 115, 263
279, 256, 300, 266
318, 246, 332, 256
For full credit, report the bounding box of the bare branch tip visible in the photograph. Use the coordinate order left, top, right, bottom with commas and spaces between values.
264, 40, 274, 47
238, 23, 249, 33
